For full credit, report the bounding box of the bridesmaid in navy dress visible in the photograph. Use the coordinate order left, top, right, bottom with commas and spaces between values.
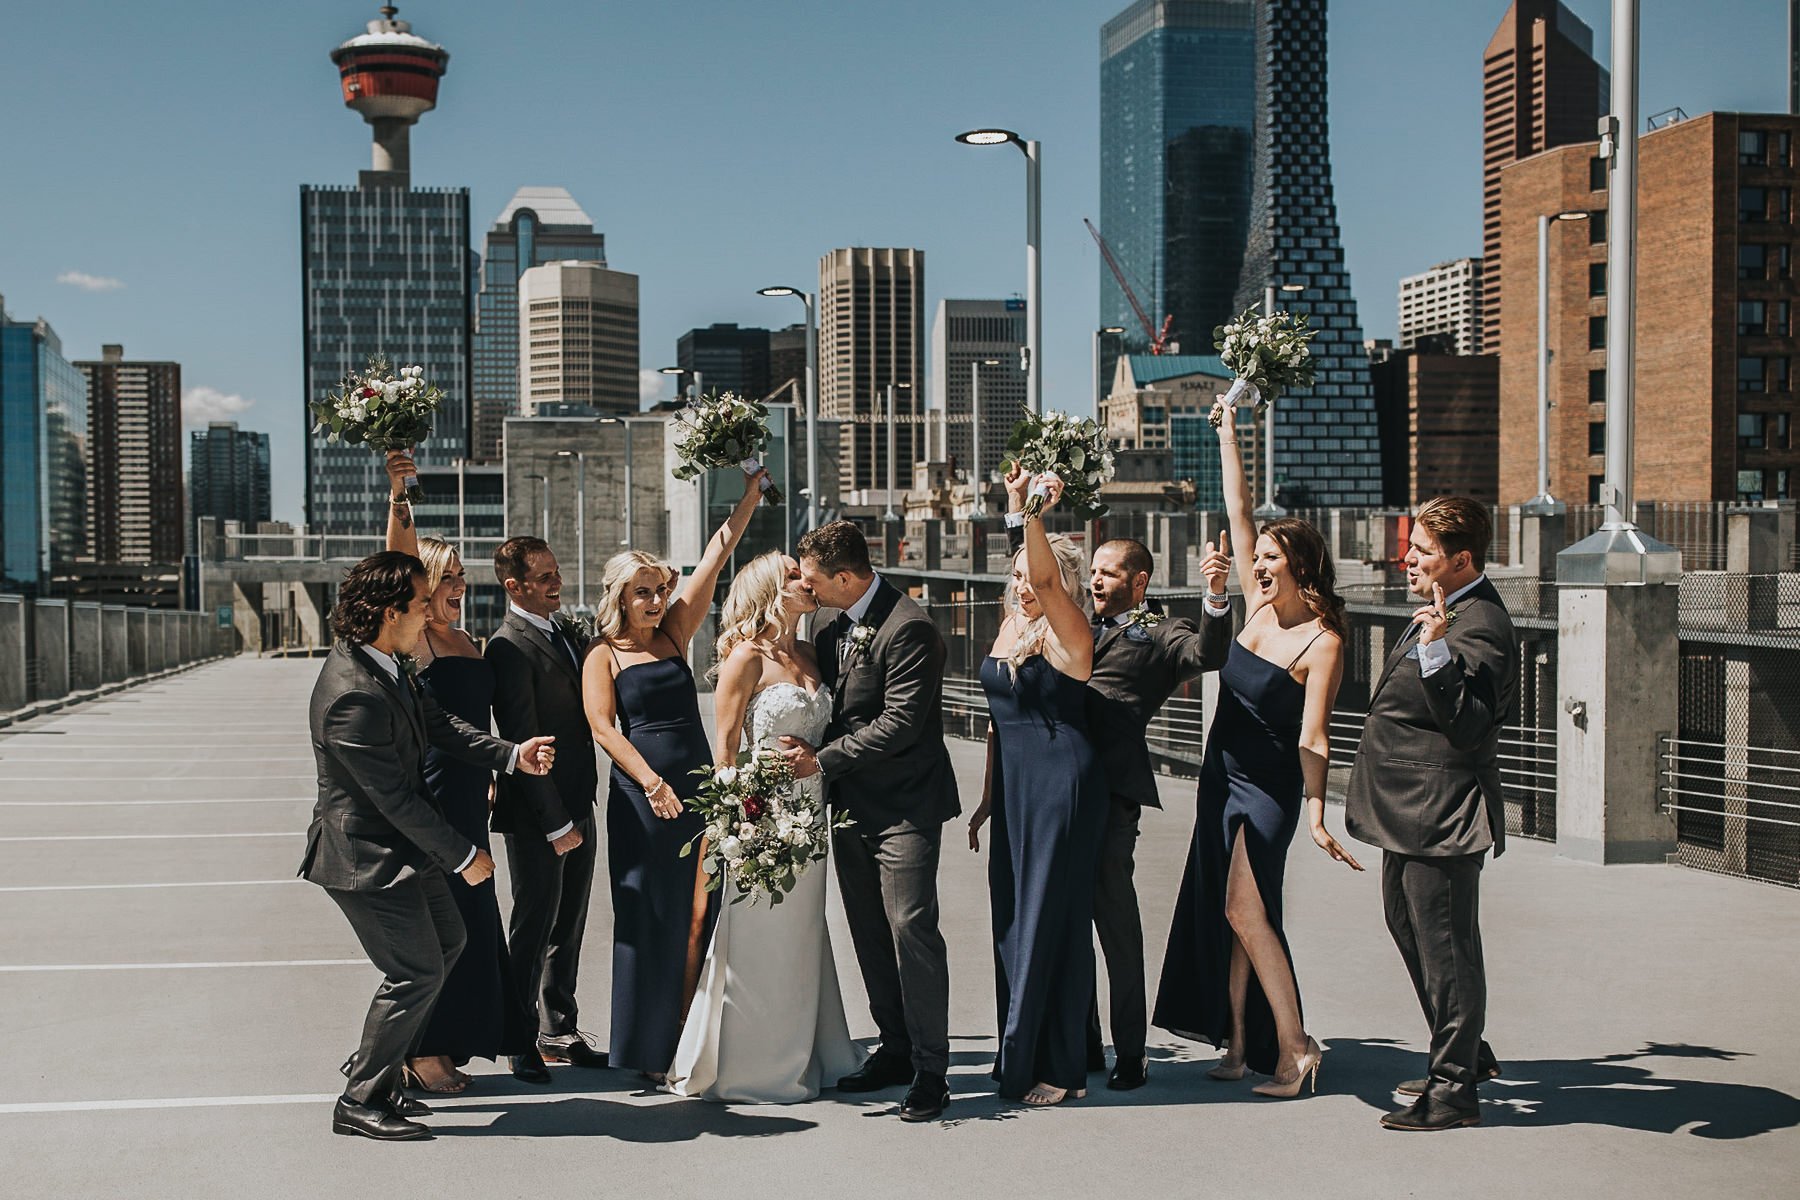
582, 468, 766, 1077
383, 454, 531, 1093
968, 468, 1106, 1106
1151, 401, 1362, 1098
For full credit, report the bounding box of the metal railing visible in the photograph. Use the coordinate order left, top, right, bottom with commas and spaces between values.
1660, 735, 1800, 888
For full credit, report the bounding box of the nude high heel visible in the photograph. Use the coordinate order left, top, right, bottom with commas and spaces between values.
1251, 1037, 1322, 1098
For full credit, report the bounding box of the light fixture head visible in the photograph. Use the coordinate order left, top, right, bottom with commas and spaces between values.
757, 286, 799, 298
980, 358, 1002, 366
1279, 283, 1306, 293
658, 366, 684, 375
555, 450, 573, 457
1100, 326, 1126, 335
1555, 209, 1591, 221
956, 128, 1019, 146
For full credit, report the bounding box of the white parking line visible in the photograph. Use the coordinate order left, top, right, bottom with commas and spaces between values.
0, 879, 302, 893
0, 798, 308, 807
0, 1094, 340, 1114
0, 958, 366, 973
0, 832, 298, 842
0, 775, 316, 782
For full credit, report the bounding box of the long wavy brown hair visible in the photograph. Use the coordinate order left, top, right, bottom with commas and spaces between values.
1260, 517, 1346, 641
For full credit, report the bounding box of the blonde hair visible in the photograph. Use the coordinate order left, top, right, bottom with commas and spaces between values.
417, 536, 461, 597
596, 549, 678, 641
710, 550, 790, 682
1002, 534, 1087, 681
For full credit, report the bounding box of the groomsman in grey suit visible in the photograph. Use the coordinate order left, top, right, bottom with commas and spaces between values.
301, 552, 555, 1140
1345, 497, 1518, 1132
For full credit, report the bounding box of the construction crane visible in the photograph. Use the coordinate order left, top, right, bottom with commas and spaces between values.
1085, 217, 1174, 354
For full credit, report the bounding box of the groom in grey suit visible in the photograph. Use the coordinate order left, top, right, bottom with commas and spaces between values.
1346, 497, 1518, 1132
783, 520, 960, 1123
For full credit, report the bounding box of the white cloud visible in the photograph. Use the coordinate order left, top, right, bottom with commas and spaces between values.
640, 368, 672, 404
182, 386, 254, 427
56, 270, 125, 292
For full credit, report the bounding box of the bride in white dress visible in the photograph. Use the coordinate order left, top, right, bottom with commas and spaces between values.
667, 550, 864, 1102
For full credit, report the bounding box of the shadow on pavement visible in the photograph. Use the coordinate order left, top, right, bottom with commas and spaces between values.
438, 1096, 816, 1140
1325, 1038, 1800, 1139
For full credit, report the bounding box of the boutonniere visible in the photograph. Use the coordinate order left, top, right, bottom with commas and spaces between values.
1123, 606, 1164, 641
395, 652, 420, 680
556, 610, 597, 643
848, 622, 877, 657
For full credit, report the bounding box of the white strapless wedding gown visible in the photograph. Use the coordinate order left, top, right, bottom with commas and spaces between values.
666, 682, 864, 1102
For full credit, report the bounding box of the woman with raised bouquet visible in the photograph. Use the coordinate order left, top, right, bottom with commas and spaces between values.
1003, 410, 1115, 518
1208, 307, 1317, 429
666, 551, 863, 1103
311, 356, 446, 502
670, 390, 784, 503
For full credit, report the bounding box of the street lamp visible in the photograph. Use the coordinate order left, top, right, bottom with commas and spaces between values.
662, 367, 707, 563
523, 472, 548, 543
659, 365, 703, 401
883, 382, 911, 522
1093, 326, 1126, 412
1253, 282, 1308, 520
1521, 210, 1592, 515
557, 416, 620, 609
957, 127, 1042, 415
758, 285, 819, 533
970, 358, 1002, 517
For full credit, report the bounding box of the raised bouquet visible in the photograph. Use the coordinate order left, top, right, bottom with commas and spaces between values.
1003, 410, 1115, 519
680, 746, 850, 905
1208, 307, 1317, 427
670, 390, 783, 503
310, 356, 445, 502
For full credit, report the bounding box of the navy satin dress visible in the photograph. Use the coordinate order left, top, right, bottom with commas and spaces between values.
981, 654, 1108, 1098
1153, 636, 1316, 1076
606, 651, 718, 1073
416, 651, 530, 1063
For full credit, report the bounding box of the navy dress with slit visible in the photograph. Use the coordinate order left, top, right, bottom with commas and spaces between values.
1153, 636, 1317, 1076
980, 653, 1108, 1098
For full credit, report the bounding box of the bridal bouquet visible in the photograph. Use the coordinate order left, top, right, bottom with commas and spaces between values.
670, 391, 783, 503
681, 747, 848, 905
1208, 308, 1317, 427
310, 356, 446, 502
1003, 410, 1115, 519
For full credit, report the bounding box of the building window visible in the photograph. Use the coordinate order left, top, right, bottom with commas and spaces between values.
1739, 412, 1767, 449
1589, 262, 1608, 297
1740, 130, 1769, 165
1740, 300, 1767, 335
1588, 421, 1607, 455
1741, 187, 1768, 222
1778, 301, 1794, 337
1589, 210, 1607, 244
1589, 475, 1606, 503
1589, 155, 1608, 190
1589, 368, 1607, 404
1738, 469, 1766, 502
1739, 356, 1767, 392
1589, 316, 1607, 350
1775, 358, 1793, 392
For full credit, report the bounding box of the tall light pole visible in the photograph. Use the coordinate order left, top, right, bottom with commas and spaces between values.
1254, 282, 1307, 519
556, 449, 585, 608
662, 366, 707, 564
523, 472, 548, 543
957, 128, 1042, 415
1093, 326, 1126, 413
970, 358, 1002, 516
884, 382, 910, 522
1523, 210, 1591, 515
758, 285, 819, 532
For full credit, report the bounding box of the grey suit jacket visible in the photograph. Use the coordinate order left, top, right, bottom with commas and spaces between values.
300, 642, 514, 891
1087, 608, 1232, 809
1344, 577, 1519, 858
487, 611, 598, 837
815, 580, 960, 832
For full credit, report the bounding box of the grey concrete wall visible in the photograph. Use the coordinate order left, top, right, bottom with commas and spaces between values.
69, 603, 102, 692
0, 596, 25, 712
32, 600, 70, 703
127, 609, 148, 676
150, 611, 171, 673
101, 606, 128, 683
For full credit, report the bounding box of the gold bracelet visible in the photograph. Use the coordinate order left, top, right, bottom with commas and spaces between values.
1219, 439, 1237, 446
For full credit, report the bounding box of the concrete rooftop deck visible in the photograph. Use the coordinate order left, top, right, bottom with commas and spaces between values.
0, 658, 1794, 1198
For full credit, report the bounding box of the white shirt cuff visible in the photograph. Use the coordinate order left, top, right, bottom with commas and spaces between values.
453, 847, 477, 874
545, 821, 574, 843
1004, 511, 1026, 528
1418, 636, 1452, 677
504, 745, 519, 775
1203, 593, 1232, 616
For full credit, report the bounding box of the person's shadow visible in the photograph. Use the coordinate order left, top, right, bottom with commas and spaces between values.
1326, 1039, 1800, 1139
437, 1095, 816, 1140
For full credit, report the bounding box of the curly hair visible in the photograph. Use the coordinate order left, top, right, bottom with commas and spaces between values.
331, 551, 425, 646
796, 520, 871, 577
710, 550, 789, 683
1260, 518, 1346, 641
1001, 533, 1088, 682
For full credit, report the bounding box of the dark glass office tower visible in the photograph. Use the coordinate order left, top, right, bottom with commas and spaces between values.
1232, 0, 1382, 506
0, 300, 86, 593
189, 421, 273, 528
1099, 0, 1257, 388
676, 323, 772, 402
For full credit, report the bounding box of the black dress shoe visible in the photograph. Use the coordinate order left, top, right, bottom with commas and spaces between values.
387, 1093, 432, 1118
836, 1053, 915, 1093
1107, 1055, 1149, 1091
898, 1071, 951, 1122
539, 1035, 609, 1069
510, 1051, 552, 1084
1380, 1095, 1481, 1131
332, 1097, 431, 1141
1396, 1058, 1501, 1098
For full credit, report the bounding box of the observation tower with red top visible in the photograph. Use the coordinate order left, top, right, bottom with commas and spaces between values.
329, 4, 449, 182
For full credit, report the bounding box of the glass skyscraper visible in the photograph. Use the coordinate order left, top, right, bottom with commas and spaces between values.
189, 421, 272, 529
0, 298, 87, 593
301, 183, 473, 534
471, 187, 606, 462
1232, 0, 1382, 506
1100, 0, 1257, 386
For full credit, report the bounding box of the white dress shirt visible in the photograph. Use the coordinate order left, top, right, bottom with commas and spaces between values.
1416, 575, 1486, 678
843, 572, 883, 624
507, 604, 576, 843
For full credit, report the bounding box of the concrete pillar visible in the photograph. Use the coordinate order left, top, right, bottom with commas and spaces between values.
128, 608, 149, 676
1519, 511, 1568, 580
230, 582, 264, 654
1724, 506, 1780, 631
295, 582, 330, 649
101, 606, 128, 682
880, 524, 903, 572
1555, 582, 1680, 863
0, 595, 26, 713
70, 602, 101, 692
148, 611, 169, 673
32, 600, 70, 702
919, 521, 943, 572
1147, 514, 1190, 589
969, 518, 999, 576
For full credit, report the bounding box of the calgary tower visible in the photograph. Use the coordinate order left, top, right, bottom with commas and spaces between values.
329, 4, 450, 182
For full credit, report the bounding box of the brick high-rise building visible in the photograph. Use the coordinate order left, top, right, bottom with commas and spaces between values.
818, 248, 923, 495
1498, 112, 1800, 505
1481, 1, 1607, 356
1399, 258, 1483, 356
76, 345, 183, 564
1373, 348, 1500, 507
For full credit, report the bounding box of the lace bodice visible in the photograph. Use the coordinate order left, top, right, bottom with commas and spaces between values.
743, 681, 833, 755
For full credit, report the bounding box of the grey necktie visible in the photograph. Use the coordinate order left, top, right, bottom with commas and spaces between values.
837, 615, 853, 671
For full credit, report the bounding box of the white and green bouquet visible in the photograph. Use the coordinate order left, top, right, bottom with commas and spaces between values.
681, 747, 850, 905
1003, 410, 1116, 519
310, 356, 446, 502
1209, 307, 1317, 427
670, 390, 782, 503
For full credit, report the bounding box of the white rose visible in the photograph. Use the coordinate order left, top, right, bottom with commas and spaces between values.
719, 835, 742, 861
714, 766, 738, 787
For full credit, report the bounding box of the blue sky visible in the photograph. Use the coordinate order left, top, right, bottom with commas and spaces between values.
0, 0, 1782, 523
